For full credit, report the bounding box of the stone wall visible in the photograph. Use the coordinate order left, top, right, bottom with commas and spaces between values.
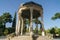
6, 35, 53, 40
7, 36, 33, 40
37, 36, 53, 40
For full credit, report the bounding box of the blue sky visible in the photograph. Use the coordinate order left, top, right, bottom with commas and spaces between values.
0, 0, 60, 29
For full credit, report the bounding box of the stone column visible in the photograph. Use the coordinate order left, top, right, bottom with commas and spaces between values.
29, 7, 33, 36
15, 13, 21, 35
21, 17, 24, 35
40, 11, 45, 36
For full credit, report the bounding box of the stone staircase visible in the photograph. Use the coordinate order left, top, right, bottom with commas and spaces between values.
6, 36, 33, 40
6, 33, 53, 40
37, 36, 53, 40
6, 35, 53, 40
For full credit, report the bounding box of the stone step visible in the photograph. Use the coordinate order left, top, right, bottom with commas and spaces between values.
37, 36, 53, 40
6, 36, 53, 40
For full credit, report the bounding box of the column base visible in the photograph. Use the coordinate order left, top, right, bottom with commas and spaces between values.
30, 32, 34, 36
42, 31, 45, 36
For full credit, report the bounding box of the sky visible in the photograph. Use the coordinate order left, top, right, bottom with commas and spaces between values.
0, 0, 60, 29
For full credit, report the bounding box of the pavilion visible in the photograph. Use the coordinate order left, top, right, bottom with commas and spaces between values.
15, 1, 45, 36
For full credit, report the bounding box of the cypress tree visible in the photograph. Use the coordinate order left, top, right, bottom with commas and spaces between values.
12, 12, 16, 32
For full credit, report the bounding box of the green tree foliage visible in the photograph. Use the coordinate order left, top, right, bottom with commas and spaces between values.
58, 28, 60, 35
1, 12, 12, 28
0, 16, 3, 28
0, 17, 3, 36
38, 30, 42, 35
25, 19, 29, 32
12, 12, 16, 32
8, 27, 14, 34
51, 12, 60, 36
50, 27, 55, 34
33, 19, 41, 34
47, 27, 60, 37
49, 27, 56, 37
12, 12, 16, 28
4, 29, 9, 35
52, 13, 60, 20
23, 19, 29, 33
45, 29, 50, 33
0, 12, 12, 36
34, 26, 38, 34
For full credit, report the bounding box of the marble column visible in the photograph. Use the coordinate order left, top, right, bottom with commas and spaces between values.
30, 7, 33, 36
15, 13, 21, 35
21, 17, 24, 35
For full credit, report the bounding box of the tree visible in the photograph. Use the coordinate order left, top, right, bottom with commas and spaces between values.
0, 16, 3, 28
12, 12, 16, 32
0, 16, 4, 35
23, 19, 29, 33
33, 18, 41, 34
52, 13, 60, 20
49, 27, 56, 37
1, 12, 12, 28
4, 28, 9, 35
50, 27, 55, 34
58, 28, 60, 35
8, 27, 14, 34
51, 13, 60, 36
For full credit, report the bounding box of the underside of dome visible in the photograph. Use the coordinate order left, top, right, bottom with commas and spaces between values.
18, 1, 43, 19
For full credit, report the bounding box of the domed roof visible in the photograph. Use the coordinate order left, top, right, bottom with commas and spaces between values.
22, 1, 42, 7
18, 1, 43, 19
